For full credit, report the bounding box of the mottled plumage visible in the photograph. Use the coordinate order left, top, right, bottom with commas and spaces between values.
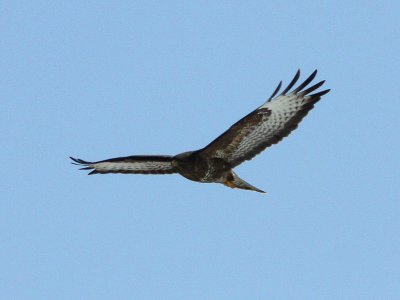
71, 70, 330, 193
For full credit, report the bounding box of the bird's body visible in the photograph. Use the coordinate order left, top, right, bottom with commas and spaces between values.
171, 151, 227, 182
71, 70, 330, 193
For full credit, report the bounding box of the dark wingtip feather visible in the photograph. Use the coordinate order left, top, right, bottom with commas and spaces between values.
292, 69, 318, 93
70, 156, 80, 164
70, 156, 92, 165
70, 157, 95, 175
310, 89, 330, 98
280, 69, 301, 96
301, 80, 325, 95
268, 81, 282, 101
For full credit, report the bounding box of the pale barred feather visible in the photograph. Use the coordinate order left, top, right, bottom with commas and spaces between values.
91, 161, 172, 173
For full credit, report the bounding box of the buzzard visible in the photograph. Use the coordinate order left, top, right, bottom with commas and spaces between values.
71, 70, 329, 193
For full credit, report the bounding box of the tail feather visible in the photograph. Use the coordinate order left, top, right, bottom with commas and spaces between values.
224, 171, 266, 193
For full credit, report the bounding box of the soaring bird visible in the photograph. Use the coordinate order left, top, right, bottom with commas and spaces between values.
71, 70, 329, 193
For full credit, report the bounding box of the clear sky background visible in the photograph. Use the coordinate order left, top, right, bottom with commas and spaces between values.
1, 1, 399, 299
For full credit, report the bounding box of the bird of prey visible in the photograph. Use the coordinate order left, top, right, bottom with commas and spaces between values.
71, 70, 329, 193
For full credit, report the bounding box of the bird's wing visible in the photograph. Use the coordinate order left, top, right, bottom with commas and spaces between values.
199, 70, 330, 167
70, 155, 176, 175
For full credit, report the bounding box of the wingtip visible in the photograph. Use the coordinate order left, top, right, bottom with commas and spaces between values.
311, 88, 330, 98
70, 156, 80, 164
301, 80, 326, 95
70, 156, 81, 165
70, 156, 91, 165
310, 69, 318, 80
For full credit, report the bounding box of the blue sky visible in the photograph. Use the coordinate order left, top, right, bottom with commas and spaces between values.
1, 1, 399, 299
